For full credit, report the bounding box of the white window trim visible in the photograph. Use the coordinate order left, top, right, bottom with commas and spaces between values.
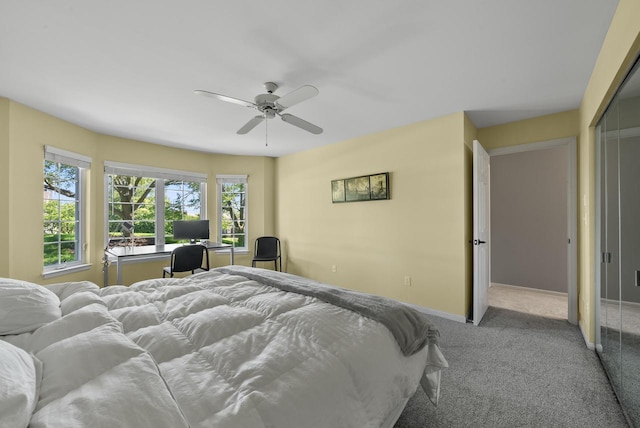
216, 174, 248, 253
104, 162, 208, 248
43, 263, 91, 279
44, 145, 91, 168
104, 161, 207, 182
43, 146, 91, 275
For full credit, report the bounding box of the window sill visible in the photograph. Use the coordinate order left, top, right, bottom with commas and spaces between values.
43, 263, 92, 279
215, 248, 249, 255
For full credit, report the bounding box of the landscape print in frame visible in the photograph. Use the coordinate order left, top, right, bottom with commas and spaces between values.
369, 172, 389, 200
331, 179, 346, 203
332, 172, 390, 203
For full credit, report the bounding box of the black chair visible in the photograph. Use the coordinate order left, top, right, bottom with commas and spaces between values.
163, 244, 210, 278
251, 236, 282, 271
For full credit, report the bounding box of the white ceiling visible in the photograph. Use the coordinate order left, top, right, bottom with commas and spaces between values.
0, 1, 619, 158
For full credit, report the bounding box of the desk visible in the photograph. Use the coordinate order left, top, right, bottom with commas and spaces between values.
104, 242, 234, 286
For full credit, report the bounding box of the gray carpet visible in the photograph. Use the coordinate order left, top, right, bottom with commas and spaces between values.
394, 306, 628, 428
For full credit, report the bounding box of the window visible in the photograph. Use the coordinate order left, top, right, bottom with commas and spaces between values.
43, 146, 90, 274
164, 180, 205, 243
217, 175, 248, 251
104, 162, 206, 248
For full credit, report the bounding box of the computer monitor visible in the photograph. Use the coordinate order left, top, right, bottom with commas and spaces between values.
172, 220, 210, 243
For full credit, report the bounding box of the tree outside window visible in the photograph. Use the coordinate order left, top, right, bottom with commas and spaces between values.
218, 178, 247, 250
165, 180, 203, 243
106, 173, 204, 247
43, 149, 88, 270
44, 160, 80, 266
107, 175, 157, 246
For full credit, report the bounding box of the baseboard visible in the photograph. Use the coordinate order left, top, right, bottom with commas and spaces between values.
601, 297, 640, 309
579, 321, 596, 350
491, 282, 568, 297
404, 303, 467, 323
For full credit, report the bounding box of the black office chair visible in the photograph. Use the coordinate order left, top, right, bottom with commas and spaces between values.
251, 236, 282, 271
163, 244, 210, 278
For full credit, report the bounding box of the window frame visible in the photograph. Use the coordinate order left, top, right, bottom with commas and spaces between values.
104, 161, 207, 258
43, 146, 91, 278
216, 174, 248, 253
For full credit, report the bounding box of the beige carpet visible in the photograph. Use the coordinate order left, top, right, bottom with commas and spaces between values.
490, 282, 640, 334
489, 283, 568, 319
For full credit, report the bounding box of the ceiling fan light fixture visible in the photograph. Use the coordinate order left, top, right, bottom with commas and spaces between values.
263, 82, 278, 94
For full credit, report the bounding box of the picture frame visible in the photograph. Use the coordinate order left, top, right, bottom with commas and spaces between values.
345, 175, 370, 201
369, 172, 389, 200
331, 172, 390, 203
331, 179, 345, 202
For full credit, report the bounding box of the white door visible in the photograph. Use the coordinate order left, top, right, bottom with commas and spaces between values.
473, 139, 490, 326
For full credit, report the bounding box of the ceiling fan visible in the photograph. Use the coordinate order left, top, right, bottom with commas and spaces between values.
194, 82, 323, 135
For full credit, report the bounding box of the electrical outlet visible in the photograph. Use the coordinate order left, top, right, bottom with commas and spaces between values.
404, 276, 411, 287
332, 264, 337, 273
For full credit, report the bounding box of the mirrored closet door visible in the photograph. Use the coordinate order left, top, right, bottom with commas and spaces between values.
597, 56, 640, 427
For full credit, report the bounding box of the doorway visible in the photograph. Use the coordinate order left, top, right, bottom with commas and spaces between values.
488, 138, 577, 324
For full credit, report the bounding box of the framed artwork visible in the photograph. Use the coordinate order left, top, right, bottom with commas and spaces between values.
345, 175, 370, 201
369, 172, 389, 200
332, 172, 390, 203
331, 179, 345, 202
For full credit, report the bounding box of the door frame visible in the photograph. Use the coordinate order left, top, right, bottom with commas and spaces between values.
595, 126, 640, 349
489, 137, 578, 325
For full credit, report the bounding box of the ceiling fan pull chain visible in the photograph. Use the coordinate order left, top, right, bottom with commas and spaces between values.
264, 113, 268, 147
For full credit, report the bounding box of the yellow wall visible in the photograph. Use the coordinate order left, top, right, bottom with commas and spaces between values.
0, 98, 10, 277
2, 99, 275, 286
9, 102, 99, 283
477, 110, 579, 150
276, 112, 471, 318
578, 0, 640, 342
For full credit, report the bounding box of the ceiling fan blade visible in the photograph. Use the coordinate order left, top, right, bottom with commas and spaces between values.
275, 85, 319, 109
280, 113, 323, 134
194, 90, 256, 108
237, 115, 265, 134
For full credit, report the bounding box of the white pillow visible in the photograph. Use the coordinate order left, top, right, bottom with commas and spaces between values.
0, 278, 62, 335
0, 340, 42, 428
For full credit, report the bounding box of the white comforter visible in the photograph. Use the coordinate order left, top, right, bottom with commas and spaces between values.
6, 268, 446, 428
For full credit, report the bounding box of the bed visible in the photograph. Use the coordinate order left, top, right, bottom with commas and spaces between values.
0, 265, 448, 428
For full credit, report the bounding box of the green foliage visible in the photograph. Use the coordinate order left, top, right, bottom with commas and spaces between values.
220, 183, 246, 247
107, 177, 203, 241
43, 200, 77, 235
43, 236, 76, 266
43, 162, 79, 266
44, 170, 206, 265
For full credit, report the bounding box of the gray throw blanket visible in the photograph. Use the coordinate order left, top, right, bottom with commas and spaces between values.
216, 266, 440, 356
